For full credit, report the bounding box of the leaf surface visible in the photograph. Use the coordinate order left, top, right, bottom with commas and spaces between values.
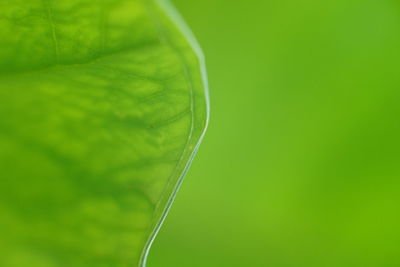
0, 0, 209, 266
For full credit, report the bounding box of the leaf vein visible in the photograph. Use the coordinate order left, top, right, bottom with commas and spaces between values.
43, 0, 60, 63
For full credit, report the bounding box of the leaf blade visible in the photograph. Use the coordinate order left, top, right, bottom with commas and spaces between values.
0, 0, 209, 266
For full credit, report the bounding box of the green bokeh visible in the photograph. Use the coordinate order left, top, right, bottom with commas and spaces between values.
149, 0, 400, 266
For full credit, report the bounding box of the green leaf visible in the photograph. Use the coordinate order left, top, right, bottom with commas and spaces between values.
0, 0, 209, 266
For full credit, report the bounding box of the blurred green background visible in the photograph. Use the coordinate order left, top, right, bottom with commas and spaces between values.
149, 0, 400, 266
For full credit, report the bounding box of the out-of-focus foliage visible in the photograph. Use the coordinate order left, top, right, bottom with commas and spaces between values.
150, 0, 400, 266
